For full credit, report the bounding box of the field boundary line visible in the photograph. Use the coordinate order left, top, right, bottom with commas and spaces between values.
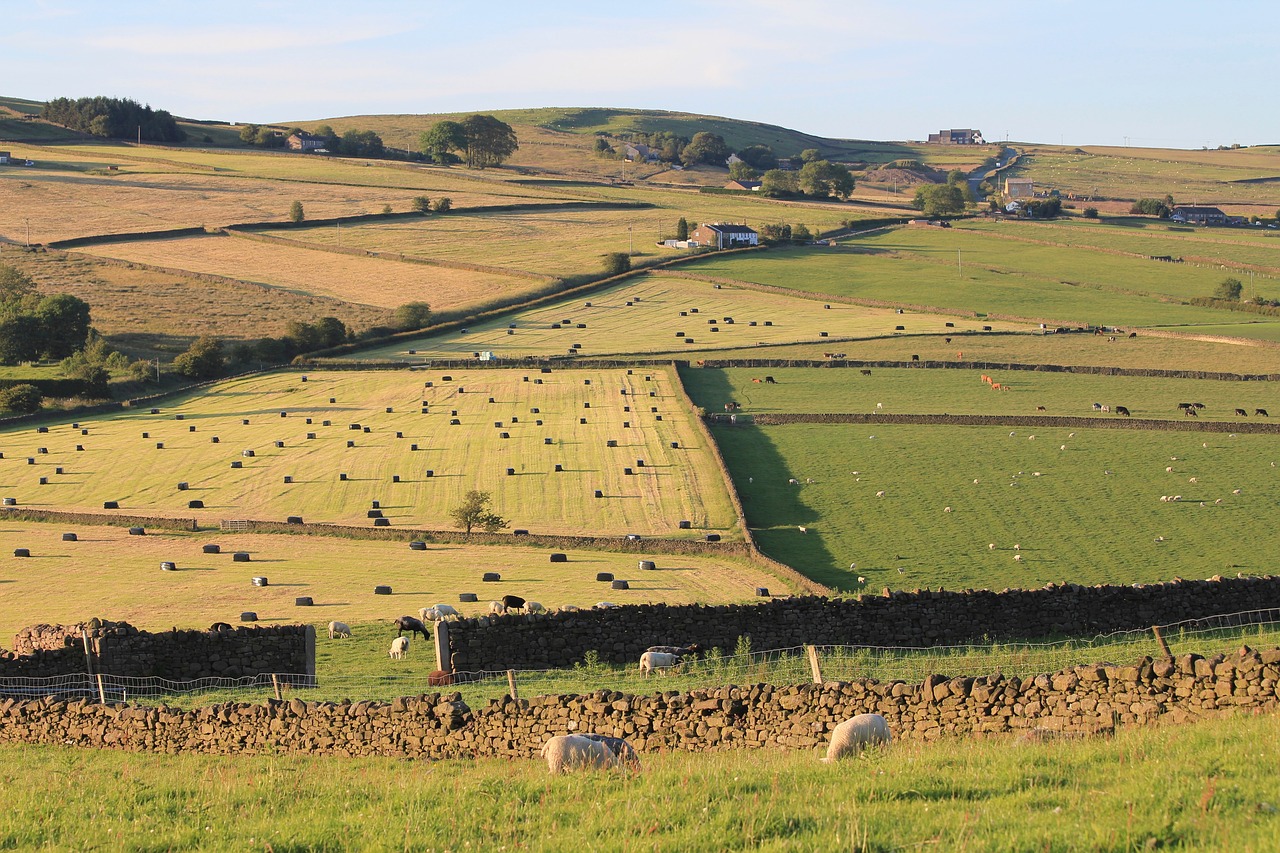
691, 357, 1280, 381
747, 412, 1280, 434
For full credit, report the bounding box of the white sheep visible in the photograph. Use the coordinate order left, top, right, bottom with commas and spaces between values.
639, 651, 681, 676
432, 603, 460, 620
943, 507, 952, 513
419, 606, 440, 623
1014, 554, 1023, 562
594, 601, 619, 609
488, 600, 506, 615
389, 636, 409, 659
561, 604, 581, 613
541, 734, 619, 774
988, 543, 995, 550
523, 601, 546, 614
327, 621, 351, 639
875, 490, 886, 498
798, 525, 808, 533
1166, 466, 1173, 473
820, 714, 891, 763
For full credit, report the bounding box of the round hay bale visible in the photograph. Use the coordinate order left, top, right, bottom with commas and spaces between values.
128, 527, 144, 536
636, 459, 645, 467
202, 544, 220, 554
411, 443, 419, 450
594, 490, 603, 498
611, 580, 629, 590
187, 499, 204, 509
392, 475, 401, 483
329, 397, 336, 403
160, 561, 177, 571
251, 576, 268, 587
596, 572, 614, 582
26, 458, 34, 464
346, 440, 356, 448
242, 419, 250, 425
339, 473, 348, 481
396, 431, 404, 439
580, 418, 587, 424
606, 440, 617, 448
230, 459, 244, 469
639, 560, 656, 570
323, 420, 331, 426
62, 533, 77, 542
155, 443, 164, 449
306, 433, 316, 440
275, 441, 284, 448
482, 572, 501, 582
506, 467, 515, 475
367, 509, 383, 518
755, 587, 770, 597
211, 437, 219, 443
554, 464, 563, 472
233, 552, 251, 562
500, 433, 510, 439
408, 541, 427, 551
363, 427, 370, 433
189, 425, 196, 433
705, 533, 721, 542
549, 553, 568, 563
459, 592, 478, 603
281, 411, 288, 418
512, 529, 529, 536
678, 520, 692, 529
536, 420, 543, 426
670, 441, 679, 449
38, 477, 47, 485
103, 501, 119, 509
295, 596, 314, 606
545, 438, 553, 445
150, 408, 160, 414
284, 476, 294, 484
373, 517, 391, 527
373, 585, 392, 595
1, 498, 15, 506
385, 407, 393, 413
425, 470, 434, 477
240, 611, 257, 622
13, 548, 30, 557
623, 468, 633, 476
177, 481, 189, 491
450, 419, 461, 425
286, 516, 302, 524
175, 414, 184, 421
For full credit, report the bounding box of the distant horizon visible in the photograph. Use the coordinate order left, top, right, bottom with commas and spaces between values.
4, 1, 1277, 150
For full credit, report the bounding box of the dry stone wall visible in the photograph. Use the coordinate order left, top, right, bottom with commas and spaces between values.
445, 576, 1280, 670
0, 645, 1275, 759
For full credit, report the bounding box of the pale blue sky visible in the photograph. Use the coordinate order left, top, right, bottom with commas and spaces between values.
3, 0, 1276, 148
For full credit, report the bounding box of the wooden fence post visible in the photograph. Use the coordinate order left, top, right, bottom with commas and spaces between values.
1152, 625, 1173, 659
272, 673, 282, 701
95, 673, 107, 705
507, 669, 519, 700
806, 645, 823, 684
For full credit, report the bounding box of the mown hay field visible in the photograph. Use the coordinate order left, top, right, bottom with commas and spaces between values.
711, 421, 1280, 591
681, 366, 1280, 420
354, 273, 1028, 360
682, 232, 1280, 337
0, 523, 777, 640
3, 714, 1279, 850
77, 233, 534, 310
0, 368, 737, 538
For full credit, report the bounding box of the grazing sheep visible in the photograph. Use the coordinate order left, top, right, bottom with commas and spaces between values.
1014, 554, 1023, 562
1036, 406, 1047, 412
419, 606, 440, 623
393, 615, 430, 642
875, 490, 886, 498
1166, 466, 1173, 472
820, 714, 891, 763
389, 636, 409, 659
1233, 488, 1242, 495
1115, 406, 1131, 417
580, 734, 640, 769
1189, 477, 1197, 484
501, 594, 526, 611
789, 478, 799, 485
943, 506, 952, 513
488, 600, 506, 615
523, 601, 546, 614
988, 543, 995, 550
542, 734, 619, 774
432, 603, 461, 620
327, 621, 351, 639
798, 525, 808, 533
639, 651, 682, 676
1013, 544, 1020, 551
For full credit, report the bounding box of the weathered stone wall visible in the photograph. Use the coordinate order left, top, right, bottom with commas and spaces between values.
0, 645, 1273, 759
445, 576, 1280, 670
2, 621, 314, 681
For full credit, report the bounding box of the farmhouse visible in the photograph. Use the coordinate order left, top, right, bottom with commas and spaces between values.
1170, 205, 1228, 225
723, 179, 761, 191
689, 222, 759, 249
1004, 178, 1034, 199
624, 144, 657, 162
287, 131, 327, 152
927, 128, 984, 145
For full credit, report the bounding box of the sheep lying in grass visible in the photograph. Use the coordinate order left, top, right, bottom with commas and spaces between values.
541, 734, 619, 774
639, 651, 682, 676
821, 714, 891, 762
389, 636, 409, 659
327, 621, 351, 639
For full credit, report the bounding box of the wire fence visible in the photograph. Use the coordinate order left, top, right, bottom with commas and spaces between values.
5, 609, 1280, 708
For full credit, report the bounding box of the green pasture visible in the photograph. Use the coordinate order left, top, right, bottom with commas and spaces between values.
681, 234, 1280, 335
0, 523, 779, 642
0, 368, 738, 538
681, 366, 1280, 420
2, 713, 1278, 850
710, 421, 1280, 591
353, 273, 1025, 361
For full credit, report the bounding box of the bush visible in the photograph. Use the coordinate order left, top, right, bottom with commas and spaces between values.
288, 201, 304, 223
602, 252, 631, 276
0, 384, 43, 413
432, 198, 452, 212
411, 196, 431, 213
392, 302, 432, 331
1215, 277, 1244, 301
1083, 207, 1099, 219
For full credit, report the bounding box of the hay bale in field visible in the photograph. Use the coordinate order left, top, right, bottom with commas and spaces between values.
459, 592, 478, 603
513, 529, 529, 536
281, 411, 288, 418
606, 440, 617, 447
426, 470, 434, 477
25, 457, 33, 464
385, 407, 393, 413
755, 587, 770, 597
329, 397, 336, 403
541, 368, 552, 374
242, 419, 250, 425
409, 541, 427, 551
396, 431, 404, 439
155, 442, 164, 449
611, 580, 629, 590
339, 473, 348, 481
373, 518, 391, 527
624, 468, 634, 475
240, 611, 257, 622
13, 548, 30, 557
175, 415, 184, 421
243, 449, 255, 457
554, 464, 563, 472
596, 572, 614, 582
483, 572, 501, 582
678, 520, 692, 529
501, 433, 510, 439
546, 438, 554, 445
670, 441, 679, 448
636, 459, 645, 467
150, 408, 160, 414
295, 596, 313, 606
251, 576, 268, 586
275, 441, 284, 448
189, 425, 196, 433
363, 427, 371, 433
323, 420, 331, 426
346, 440, 356, 448
62, 533, 77, 542
230, 461, 241, 469
374, 585, 392, 595
580, 418, 588, 424
594, 490, 604, 498
410, 443, 418, 450
234, 552, 251, 562
307, 433, 316, 439
531, 408, 540, 414
506, 467, 515, 475
160, 561, 177, 571
128, 527, 144, 535
103, 501, 119, 509
2, 498, 15, 506
177, 482, 189, 490
141, 432, 149, 439
639, 560, 656, 570
286, 516, 302, 524
368, 509, 383, 518
188, 500, 204, 509
392, 475, 400, 483
284, 476, 293, 484
38, 477, 47, 485
705, 533, 721, 542
536, 420, 543, 426
450, 419, 461, 425
202, 544, 220, 554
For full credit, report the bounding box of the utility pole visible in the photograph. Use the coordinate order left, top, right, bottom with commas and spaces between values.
25, 218, 30, 247
958, 248, 962, 278
628, 224, 633, 256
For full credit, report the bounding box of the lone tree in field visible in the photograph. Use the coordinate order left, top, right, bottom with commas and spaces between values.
289, 200, 305, 223
912, 183, 966, 216
450, 490, 509, 534
602, 252, 631, 276
461, 115, 519, 168
675, 217, 689, 240
1215, 276, 1244, 301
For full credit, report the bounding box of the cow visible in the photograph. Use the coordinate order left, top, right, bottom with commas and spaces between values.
1115, 406, 1131, 416
1235, 408, 1248, 417
1185, 408, 1198, 417
1257, 409, 1270, 417
860, 369, 872, 376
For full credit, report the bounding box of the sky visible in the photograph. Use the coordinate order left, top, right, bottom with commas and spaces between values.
3, 0, 1277, 149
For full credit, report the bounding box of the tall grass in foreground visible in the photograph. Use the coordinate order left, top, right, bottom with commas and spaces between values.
0, 713, 1277, 850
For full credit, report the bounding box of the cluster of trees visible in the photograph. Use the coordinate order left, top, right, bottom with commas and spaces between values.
0, 265, 93, 365
1130, 196, 1175, 218
757, 223, 813, 245
239, 123, 386, 157
756, 160, 854, 200
596, 130, 689, 163
419, 115, 518, 168
42, 96, 185, 142
411, 196, 452, 213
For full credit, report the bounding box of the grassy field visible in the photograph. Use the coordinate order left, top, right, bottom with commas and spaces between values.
0, 368, 738, 538
353, 272, 1027, 361
0, 247, 391, 358
681, 366, 1280, 420
707, 421, 1280, 591
680, 231, 1280, 338
77, 232, 534, 311
0, 523, 779, 641
1, 713, 1278, 850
